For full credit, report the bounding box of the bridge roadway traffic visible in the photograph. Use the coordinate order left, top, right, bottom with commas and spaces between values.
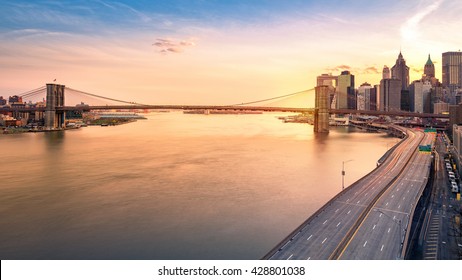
265, 127, 434, 260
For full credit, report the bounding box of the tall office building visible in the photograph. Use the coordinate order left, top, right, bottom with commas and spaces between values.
382, 65, 391, 79
357, 82, 372, 110
337, 70, 355, 109
424, 54, 435, 78
442, 51, 462, 92
379, 79, 401, 111
409, 80, 432, 113
391, 51, 410, 90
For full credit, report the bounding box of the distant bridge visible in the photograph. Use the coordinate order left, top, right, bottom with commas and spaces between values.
0, 84, 450, 130
0, 104, 449, 119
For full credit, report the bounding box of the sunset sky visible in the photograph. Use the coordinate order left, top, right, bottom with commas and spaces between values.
0, 0, 461, 105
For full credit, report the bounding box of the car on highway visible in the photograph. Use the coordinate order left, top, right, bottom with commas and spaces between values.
449, 174, 456, 181
451, 181, 459, 193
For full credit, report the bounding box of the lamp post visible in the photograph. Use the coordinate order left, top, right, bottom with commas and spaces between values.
342, 159, 353, 190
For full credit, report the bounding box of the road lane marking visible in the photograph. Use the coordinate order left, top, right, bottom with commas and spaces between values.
307, 235, 313, 241
337, 222, 341, 227
307, 257, 311, 260
322, 238, 327, 244
287, 254, 293, 260
347, 210, 351, 214
381, 245, 384, 251
393, 215, 396, 220
323, 220, 328, 225
391, 195, 394, 198
363, 241, 368, 247
388, 228, 391, 233
373, 225, 376, 230
357, 200, 361, 204
335, 208, 339, 213
364, 193, 368, 196
346, 199, 349, 202
403, 197, 406, 200
386, 202, 389, 206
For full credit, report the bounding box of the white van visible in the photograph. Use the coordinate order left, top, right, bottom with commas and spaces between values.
451, 181, 459, 193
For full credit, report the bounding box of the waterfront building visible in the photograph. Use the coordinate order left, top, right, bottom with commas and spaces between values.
409, 80, 432, 113
8, 95, 23, 104
433, 102, 449, 114
449, 104, 462, 129
452, 124, 462, 177
357, 82, 372, 110
371, 85, 379, 111
382, 65, 391, 79
442, 51, 462, 93
391, 51, 410, 91
337, 70, 355, 109
379, 78, 401, 111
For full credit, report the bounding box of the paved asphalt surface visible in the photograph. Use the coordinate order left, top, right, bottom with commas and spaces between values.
419, 134, 462, 260
267, 127, 435, 260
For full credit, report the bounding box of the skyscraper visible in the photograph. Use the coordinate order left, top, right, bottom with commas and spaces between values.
382, 65, 391, 79
379, 78, 401, 111
442, 51, 462, 92
424, 54, 435, 78
391, 51, 410, 91
357, 82, 372, 110
409, 80, 432, 113
337, 70, 355, 109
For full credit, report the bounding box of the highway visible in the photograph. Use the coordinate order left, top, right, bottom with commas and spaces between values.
338, 131, 434, 259
418, 134, 462, 259
265, 127, 433, 260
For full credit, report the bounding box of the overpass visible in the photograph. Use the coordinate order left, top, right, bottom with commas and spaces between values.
264, 126, 435, 259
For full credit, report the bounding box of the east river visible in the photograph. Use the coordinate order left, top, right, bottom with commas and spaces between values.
0, 112, 397, 259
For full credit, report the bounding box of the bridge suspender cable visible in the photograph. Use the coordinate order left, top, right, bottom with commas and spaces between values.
66, 87, 146, 106
18, 86, 47, 98
227, 88, 315, 106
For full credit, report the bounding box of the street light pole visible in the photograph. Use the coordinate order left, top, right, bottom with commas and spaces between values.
342, 159, 353, 190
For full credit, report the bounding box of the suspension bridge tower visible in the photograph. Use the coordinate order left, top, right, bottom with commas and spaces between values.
314, 85, 329, 133
45, 83, 65, 130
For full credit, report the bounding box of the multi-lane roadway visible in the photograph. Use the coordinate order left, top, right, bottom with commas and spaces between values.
265, 127, 435, 260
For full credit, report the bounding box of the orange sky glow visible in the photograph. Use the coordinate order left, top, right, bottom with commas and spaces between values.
0, 0, 460, 106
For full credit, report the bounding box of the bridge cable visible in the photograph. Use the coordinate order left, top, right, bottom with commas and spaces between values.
227, 88, 315, 106
18, 86, 47, 98
66, 87, 146, 106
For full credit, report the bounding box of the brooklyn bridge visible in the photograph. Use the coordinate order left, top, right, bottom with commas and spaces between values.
0, 83, 448, 131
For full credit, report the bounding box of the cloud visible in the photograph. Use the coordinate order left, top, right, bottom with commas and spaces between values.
364, 66, 379, 74
152, 38, 196, 54
324, 65, 351, 72
400, 0, 443, 41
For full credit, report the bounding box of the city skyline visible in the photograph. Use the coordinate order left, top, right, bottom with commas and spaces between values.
0, 0, 461, 105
